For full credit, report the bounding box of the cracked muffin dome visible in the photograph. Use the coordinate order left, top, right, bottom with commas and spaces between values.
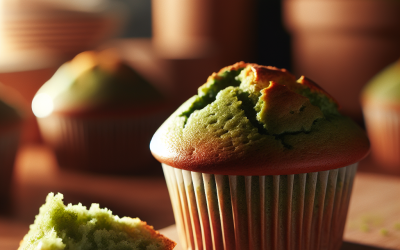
150, 62, 370, 175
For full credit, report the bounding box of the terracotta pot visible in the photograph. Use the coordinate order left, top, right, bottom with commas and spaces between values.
152, 0, 217, 59
152, 0, 255, 61
283, 0, 400, 123
151, 0, 256, 102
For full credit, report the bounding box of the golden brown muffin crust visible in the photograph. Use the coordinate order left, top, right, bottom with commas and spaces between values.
151, 63, 369, 175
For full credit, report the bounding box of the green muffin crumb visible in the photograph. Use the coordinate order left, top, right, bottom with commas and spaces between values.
361, 215, 384, 227
19, 193, 175, 250
380, 229, 389, 236
360, 224, 370, 232
394, 223, 400, 230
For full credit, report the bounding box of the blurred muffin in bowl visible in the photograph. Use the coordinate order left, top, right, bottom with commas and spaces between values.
361, 58, 400, 170
32, 49, 169, 175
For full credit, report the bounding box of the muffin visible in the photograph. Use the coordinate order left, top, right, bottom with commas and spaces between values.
32, 49, 168, 175
150, 62, 370, 250
18, 192, 176, 250
361, 59, 400, 170
0, 84, 23, 207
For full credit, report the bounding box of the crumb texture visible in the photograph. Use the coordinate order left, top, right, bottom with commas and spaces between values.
19, 193, 176, 250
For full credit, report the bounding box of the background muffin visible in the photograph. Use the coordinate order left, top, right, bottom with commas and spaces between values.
361, 58, 400, 170
33, 49, 169, 175
151, 62, 369, 250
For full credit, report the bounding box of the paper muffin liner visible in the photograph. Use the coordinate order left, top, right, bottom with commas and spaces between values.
0, 126, 21, 203
362, 104, 400, 168
37, 112, 166, 174
162, 163, 358, 250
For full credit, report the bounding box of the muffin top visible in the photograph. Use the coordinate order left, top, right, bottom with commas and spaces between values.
150, 62, 370, 175
362, 59, 400, 106
32, 49, 164, 118
19, 193, 176, 250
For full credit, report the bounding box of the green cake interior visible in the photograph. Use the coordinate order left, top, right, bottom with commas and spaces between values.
19, 193, 173, 250
177, 64, 340, 145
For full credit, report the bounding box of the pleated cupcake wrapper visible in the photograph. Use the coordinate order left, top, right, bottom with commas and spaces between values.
37, 113, 165, 172
0, 127, 21, 199
163, 163, 358, 250
363, 105, 400, 167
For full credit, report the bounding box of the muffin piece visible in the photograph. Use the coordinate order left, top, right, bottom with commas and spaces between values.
151, 62, 370, 250
361, 58, 400, 169
18, 193, 176, 250
32, 49, 168, 175
0, 84, 23, 208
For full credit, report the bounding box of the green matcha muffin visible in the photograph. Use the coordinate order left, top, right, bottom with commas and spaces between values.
150, 62, 370, 250
32, 49, 169, 175
361, 58, 400, 169
18, 193, 176, 250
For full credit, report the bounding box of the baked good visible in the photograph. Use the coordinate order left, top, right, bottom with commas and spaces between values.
18, 192, 176, 250
0, 84, 23, 208
150, 62, 370, 250
33, 49, 168, 175
361, 58, 400, 169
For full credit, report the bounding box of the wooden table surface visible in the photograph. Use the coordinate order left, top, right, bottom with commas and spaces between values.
1, 145, 399, 250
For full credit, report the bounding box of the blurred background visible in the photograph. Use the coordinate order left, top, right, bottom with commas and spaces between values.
1, 0, 400, 249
